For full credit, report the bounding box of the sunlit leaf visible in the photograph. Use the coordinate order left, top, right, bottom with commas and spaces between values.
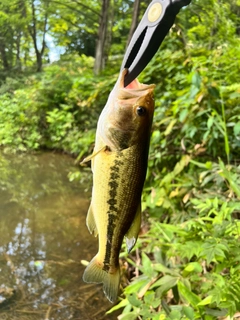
177, 281, 201, 308
106, 299, 129, 314
198, 295, 213, 306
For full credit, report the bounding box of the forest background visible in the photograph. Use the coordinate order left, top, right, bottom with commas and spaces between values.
0, 0, 240, 319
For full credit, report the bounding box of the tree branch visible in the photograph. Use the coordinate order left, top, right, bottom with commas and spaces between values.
50, 0, 100, 23
29, 0, 38, 53
40, 0, 49, 56
70, 0, 101, 17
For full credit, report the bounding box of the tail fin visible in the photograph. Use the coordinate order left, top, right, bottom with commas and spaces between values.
83, 256, 120, 303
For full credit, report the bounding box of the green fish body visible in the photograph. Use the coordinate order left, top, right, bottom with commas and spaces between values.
82, 70, 155, 302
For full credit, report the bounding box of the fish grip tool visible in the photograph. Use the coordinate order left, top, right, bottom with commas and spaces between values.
121, 0, 192, 87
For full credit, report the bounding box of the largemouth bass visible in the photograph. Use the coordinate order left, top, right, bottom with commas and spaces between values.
82, 69, 155, 302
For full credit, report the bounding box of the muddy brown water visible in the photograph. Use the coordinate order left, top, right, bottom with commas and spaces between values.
0, 152, 120, 320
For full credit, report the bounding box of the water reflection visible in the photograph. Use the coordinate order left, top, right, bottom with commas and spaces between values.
0, 152, 117, 319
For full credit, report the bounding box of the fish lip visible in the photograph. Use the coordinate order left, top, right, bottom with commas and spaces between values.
119, 69, 140, 90
118, 69, 155, 93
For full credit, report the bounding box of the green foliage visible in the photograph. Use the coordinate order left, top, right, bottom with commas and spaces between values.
111, 157, 240, 319
0, 91, 42, 151
0, 55, 111, 154
107, 1, 240, 319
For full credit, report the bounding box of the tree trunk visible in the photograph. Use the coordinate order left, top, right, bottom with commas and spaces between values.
16, 31, 22, 70
94, 0, 110, 75
15, 0, 27, 70
126, 0, 141, 48
29, 0, 48, 72
103, 0, 114, 67
0, 40, 9, 71
36, 51, 42, 72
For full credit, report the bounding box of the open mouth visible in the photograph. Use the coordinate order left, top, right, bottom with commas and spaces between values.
118, 69, 155, 101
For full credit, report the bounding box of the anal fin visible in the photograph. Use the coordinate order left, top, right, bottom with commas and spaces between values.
125, 203, 142, 253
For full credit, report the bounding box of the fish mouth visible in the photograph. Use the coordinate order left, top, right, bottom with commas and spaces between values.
117, 69, 155, 100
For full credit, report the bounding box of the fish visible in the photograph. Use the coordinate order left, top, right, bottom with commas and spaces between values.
81, 69, 155, 302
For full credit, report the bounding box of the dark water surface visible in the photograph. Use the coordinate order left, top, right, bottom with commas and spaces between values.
0, 152, 118, 320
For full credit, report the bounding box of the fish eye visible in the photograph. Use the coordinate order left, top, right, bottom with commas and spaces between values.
136, 106, 146, 116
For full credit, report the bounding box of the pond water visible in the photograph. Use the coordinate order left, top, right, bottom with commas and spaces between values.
0, 152, 119, 320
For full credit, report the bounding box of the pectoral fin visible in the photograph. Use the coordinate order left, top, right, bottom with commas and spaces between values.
125, 203, 142, 253
80, 145, 107, 165
86, 203, 98, 236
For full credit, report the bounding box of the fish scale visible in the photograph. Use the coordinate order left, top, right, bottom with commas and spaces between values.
105, 149, 145, 267
92, 147, 144, 266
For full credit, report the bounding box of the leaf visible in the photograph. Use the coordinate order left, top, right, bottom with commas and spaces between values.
152, 314, 167, 320
164, 119, 177, 136
182, 262, 202, 277
117, 312, 139, 320
144, 293, 161, 308
176, 241, 203, 260
106, 299, 129, 314
153, 263, 179, 276
154, 276, 178, 297
207, 116, 214, 129
208, 85, 220, 98
200, 241, 227, 264
189, 86, 200, 99
139, 304, 154, 318
192, 72, 201, 88
179, 109, 188, 122
141, 252, 154, 277
138, 276, 162, 299
177, 281, 201, 308
173, 155, 191, 176
204, 308, 228, 317
197, 295, 213, 306
169, 310, 182, 319
182, 306, 195, 320
233, 122, 240, 136
218, 159, 240, 198
124, 276, 150, 295
151, 275, 178, 289
127, 293, 141, 308
190, 159, 209, 169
